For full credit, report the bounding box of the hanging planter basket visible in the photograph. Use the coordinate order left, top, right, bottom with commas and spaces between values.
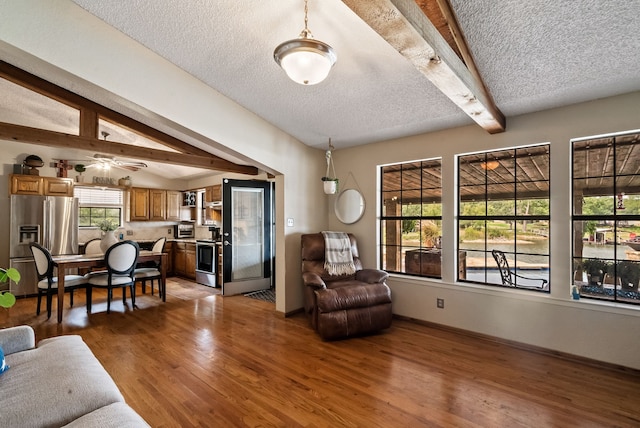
322, 178, 339, 195
322, 139, 338, 195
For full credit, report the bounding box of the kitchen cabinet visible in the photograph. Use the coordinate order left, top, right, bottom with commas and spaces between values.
165, 241, 174, 275
166, 190, 182, 221
10, 175, 74, 196
149, 189, 166, 221
185, 243, 196, 280
129, 187, 150, 221
204, 184, 221, 203
174, 242, 186, 276
130, 188, 183, 221
173, 241, 196, 279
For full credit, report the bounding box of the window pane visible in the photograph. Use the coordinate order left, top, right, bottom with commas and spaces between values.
460, 190, 486, 215
381, 190, 401, 217
515, 220, 549, 254
459, 220, 486, 251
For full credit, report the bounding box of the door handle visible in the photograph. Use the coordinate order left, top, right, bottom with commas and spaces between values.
223, 240, 231, 246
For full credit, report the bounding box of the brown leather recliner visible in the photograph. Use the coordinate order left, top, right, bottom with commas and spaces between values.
301, 233, 392, 340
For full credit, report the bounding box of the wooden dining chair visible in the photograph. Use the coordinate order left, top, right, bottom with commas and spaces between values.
88, 240, 139, 314
134, 237, 166, 297
29, 243, 90, 319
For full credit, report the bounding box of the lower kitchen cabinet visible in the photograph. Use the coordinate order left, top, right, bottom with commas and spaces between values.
172, 241, 196, 280
185, 243, 196, 280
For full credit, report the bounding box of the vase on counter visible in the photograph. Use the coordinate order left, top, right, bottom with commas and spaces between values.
100, 231, 118, 253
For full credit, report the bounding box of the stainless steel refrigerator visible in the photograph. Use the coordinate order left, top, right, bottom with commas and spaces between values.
9, 195, 79, 297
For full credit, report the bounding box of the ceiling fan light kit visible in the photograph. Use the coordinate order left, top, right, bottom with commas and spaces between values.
274, 0, 336, 85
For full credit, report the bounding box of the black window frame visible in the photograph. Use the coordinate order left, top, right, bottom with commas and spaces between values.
379, 158, 442, 279
457, 144, 551, 291
572, 130, 640, 306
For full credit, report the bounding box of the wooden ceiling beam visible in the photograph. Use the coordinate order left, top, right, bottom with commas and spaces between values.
0, 60, 224, 158
0, 122, 259, 175
341, 0, 505, 133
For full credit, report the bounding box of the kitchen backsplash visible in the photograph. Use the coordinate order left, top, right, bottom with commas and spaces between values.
78, 222, 214, 243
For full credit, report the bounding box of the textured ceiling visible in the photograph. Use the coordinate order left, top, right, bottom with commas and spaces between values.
2, 1, 639, 181
66, 0, 640, 150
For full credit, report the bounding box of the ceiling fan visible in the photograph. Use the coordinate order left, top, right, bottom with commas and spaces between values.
65, 131, 148, 172
80, 153, 148, 172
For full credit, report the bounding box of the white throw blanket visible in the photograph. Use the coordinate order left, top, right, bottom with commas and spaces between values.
322, 231, 356, 276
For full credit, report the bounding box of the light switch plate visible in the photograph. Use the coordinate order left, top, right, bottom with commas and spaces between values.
287, 218, 294, 227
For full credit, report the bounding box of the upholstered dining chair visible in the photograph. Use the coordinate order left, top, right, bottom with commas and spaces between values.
88, 240, 139, 314
29, 243, 90, 319
83, 238, 103, 255
134, 237, 166, 297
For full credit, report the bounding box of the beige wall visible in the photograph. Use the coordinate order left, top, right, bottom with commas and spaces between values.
330, 92, 640, 369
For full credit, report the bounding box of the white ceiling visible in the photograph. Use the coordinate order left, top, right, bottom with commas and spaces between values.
2, 1, 639, 180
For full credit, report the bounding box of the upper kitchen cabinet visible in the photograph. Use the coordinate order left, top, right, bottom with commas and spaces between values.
10, 175, 74, 196
204, 185, 221, 203
130, 187, 184, 221
166, 190, 182, 221
129, 187, 150, 221
149, 189, 166, 221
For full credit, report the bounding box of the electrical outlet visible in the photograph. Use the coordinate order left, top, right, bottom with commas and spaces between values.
287, 218, 294, 227
126, 230, 134, 236
437, 298, 444, 309
168, 228, 172, 234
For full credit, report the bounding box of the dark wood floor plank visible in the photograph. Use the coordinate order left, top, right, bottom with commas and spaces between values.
1, 277, 638, 427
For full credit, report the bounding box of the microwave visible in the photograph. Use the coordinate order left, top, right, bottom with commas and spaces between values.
174, 223, 195, 239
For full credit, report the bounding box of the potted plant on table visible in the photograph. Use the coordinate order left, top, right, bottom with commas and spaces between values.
98, 219, 119, 253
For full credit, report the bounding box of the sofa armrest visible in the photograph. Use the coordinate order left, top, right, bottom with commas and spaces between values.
356, 269, 389, 284
302, 272, 326, 289
0, 325, 36, 355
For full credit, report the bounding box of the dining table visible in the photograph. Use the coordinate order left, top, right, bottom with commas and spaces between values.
52, 250, 168, 323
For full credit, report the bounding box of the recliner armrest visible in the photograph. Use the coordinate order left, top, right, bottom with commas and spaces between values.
356, 269, 389, 284
0, 325, 36, 355
303, 272, 326, 289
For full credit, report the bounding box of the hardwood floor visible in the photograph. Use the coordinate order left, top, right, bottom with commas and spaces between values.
1, 277, 638, 427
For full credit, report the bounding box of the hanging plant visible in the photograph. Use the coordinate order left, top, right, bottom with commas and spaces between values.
322, 176, 339, 194
323, 138, 338, 194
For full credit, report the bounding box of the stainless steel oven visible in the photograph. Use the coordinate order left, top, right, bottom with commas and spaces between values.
196, 240, 217, 287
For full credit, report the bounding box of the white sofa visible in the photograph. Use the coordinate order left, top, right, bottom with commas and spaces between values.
0, 326, 149, 427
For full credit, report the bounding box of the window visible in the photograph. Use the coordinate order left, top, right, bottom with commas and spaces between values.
75, 187, 123, 228
572, 130, 640, 305
380, 159, 442, 278
458, 145, 550, 290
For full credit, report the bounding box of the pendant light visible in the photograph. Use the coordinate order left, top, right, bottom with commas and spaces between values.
273, 0, 337, 85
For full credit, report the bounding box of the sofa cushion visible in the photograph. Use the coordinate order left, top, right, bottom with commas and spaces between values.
62, 402, 150, 427
0, 345, 8, 375
2, 335, 125, 428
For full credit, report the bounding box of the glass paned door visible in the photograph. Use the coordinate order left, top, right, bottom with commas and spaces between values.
222, 179, 272, 296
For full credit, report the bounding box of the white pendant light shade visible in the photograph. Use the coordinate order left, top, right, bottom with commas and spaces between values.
273, 0, 336, 85
274, 38, 336, 85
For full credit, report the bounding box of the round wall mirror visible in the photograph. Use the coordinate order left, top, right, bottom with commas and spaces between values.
335, 189, 365, 224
